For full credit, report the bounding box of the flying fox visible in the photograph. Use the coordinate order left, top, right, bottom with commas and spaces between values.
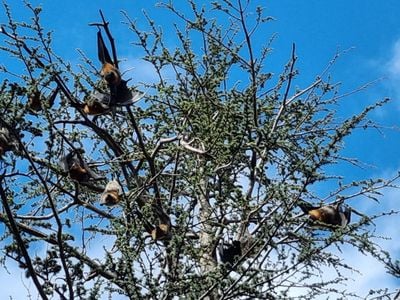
97, 29, 144, 107
151, 223, 171, 241
27, 86, 59, 112
60, 149, 101, 182
0, 127, 19, 157
299, 201, 351, 227
100, 179, 122, 206
219, 240, 242, 268
82, 91, 111, 115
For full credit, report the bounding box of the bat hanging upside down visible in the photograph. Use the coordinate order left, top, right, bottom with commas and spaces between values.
95, 29, 144, 107
60, 149, 101, 183
27, 86, 59, 112
299, 201, 351, 227
100, 179, 122, 206
218, 240, 242, 269
0, 127, 19, 157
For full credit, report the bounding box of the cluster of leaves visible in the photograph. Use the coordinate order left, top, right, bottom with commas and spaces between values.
0, 0, 399, 299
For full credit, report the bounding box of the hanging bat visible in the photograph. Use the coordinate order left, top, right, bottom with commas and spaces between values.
97, 29, 144, 106
27, 86, 59, 112
100, 179, 122, 206
219, 240, 242, 268
0, 127, 19, 156
60, 149, 101, 182
27, 88, 42, 112
97, 30, 121, 94
151, 223, 171, 240
82, 91, 111, 115
299, 201, 351, 227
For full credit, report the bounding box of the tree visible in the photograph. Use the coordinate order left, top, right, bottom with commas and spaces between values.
0, 1, 398, 299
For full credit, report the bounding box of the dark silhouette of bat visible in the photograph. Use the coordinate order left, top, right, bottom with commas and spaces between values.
219, 240, 242, 268
151, 223, 171, 240
27, 88, 42, 112
100, 180, 122, 206
60, 149, 101, 182
299, 202, 351, 227
0, 127, 19, 156
27, 86, 59, 112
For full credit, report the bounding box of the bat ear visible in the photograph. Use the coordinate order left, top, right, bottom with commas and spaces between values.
97, 30, 113, 64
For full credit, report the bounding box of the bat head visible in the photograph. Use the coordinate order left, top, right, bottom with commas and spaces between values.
100, 191, 120, 206
69, 162, 89, 182
83, 98, 110, 115
101, 63, 121, 86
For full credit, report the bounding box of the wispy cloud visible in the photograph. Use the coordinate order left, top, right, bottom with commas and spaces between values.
338, 168, 400, 297
378, 37, 400, 105
387, 39, 400, 78
120, 57, 177, 86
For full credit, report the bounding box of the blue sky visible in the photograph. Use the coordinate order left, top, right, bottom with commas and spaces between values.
1, 0, 400, 298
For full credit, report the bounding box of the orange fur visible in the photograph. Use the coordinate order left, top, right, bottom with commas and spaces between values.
101, 63, 121, 86
308, 209, 323, 221
69, 164, 89, 182
151, 224, 170, 240
83, 101, 108, 115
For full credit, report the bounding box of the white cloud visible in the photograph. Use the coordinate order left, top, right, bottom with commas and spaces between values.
338, 172, 400, 297
377, 37, 400, 107
387, 40, 400, 78
119, 57, 176, 86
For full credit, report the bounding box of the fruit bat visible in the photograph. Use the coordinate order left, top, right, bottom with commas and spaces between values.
27, 88, 42, 112
0, 127, 19, 156
97, 30, 121, 96
60, 149, 101, 182
27, 86, 59, 112
151, 223, 171, 241
82, 91, 111, 115
97, 30, 144, 106
299, 202, 351, 227
100, 180, 122, 206
219, 240, 242, 268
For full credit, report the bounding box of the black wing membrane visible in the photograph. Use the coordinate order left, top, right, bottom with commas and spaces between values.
97, 30, 113, 64
298, 201, 318, 214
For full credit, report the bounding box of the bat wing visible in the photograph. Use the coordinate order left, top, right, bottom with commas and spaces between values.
59, 151, 74, 173
339, 205, 351, 226
82, 161, 101, 180
298, 201, 318, 214
91, 90, 111, 105
48, 86, 60, 108
97, 30, 113, 65
115, 90, 145, 106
